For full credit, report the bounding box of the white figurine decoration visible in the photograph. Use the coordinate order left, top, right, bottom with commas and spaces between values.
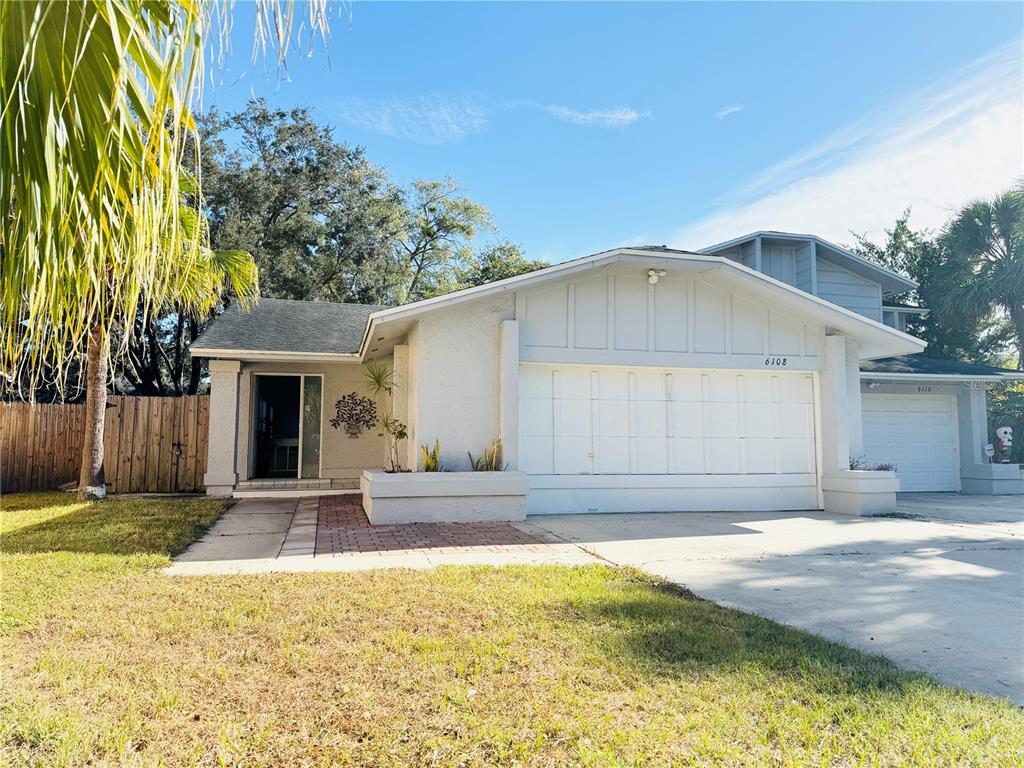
995, 426, 1013, 463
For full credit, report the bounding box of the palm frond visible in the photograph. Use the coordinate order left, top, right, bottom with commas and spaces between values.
0, 1, 329, 395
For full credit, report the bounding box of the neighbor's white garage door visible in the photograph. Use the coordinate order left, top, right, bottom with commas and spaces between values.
862, 394, 960, 492
519, 364, 817, 478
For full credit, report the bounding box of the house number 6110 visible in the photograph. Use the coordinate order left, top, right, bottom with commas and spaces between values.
764, 357, 788, 367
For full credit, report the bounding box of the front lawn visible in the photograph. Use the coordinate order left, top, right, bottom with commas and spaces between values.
1, 493, 1021, 767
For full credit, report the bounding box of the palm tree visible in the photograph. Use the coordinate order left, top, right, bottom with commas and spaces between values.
1, 1, 325, 498
932, 188, 1024, 369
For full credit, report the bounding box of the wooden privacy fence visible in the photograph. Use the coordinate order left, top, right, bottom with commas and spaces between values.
1, 395, 209, 494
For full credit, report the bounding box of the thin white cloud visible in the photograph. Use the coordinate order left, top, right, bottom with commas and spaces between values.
338, 94, 492, 145
339, 94, 650, 143
542, 104, 651, 128
716, 105, 743, 120
673, 40, 1023, 249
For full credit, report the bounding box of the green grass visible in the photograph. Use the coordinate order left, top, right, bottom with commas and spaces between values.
2, 492, 1021, 767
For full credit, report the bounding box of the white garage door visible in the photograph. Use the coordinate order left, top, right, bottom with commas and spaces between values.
862, 394, 960, 492
518, 364, 818, 512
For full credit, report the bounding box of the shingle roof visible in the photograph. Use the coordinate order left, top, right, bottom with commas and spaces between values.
861, 354, 1022, 378
192, 297, 388, 355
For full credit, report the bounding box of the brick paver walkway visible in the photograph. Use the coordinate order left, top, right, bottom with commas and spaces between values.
314, 494, 557, 556
167, 495, 599, 574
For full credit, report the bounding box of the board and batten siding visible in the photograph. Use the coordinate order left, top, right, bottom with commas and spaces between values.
515, 270, 823, 371
761, 245, 797, 287
815, 257, 883, 322
794, 243, 814, 293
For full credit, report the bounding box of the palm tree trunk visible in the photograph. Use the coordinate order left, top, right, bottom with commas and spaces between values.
1010, 304, 1024, 371
78, 324, 109, 500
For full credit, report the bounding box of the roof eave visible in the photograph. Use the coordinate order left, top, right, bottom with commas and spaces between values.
190, 347, 362, 362
698, 231, 917, 293
359, 248, 720, 358
860, 371, 1024, 382
362, 248, 925, 361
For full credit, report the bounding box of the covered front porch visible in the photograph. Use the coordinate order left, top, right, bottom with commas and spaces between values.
203, 358, 390, 497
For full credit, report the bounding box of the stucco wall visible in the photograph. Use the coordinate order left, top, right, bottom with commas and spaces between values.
408, 296, 515, 471
237, 360, 388, 480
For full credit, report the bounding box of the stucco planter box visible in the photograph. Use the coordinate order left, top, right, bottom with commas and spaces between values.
361, 469, 529, 525
961, 463, 1024, 496
821, 470, 900, 516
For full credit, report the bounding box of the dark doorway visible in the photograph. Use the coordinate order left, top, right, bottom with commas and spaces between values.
252, 375, 301, 478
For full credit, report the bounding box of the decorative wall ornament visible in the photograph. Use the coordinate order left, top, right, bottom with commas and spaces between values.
330, 393, 378, 438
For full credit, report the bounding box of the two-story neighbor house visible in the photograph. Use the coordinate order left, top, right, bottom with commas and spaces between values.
698, 232, 1023, 496
193, 231, 1023, 520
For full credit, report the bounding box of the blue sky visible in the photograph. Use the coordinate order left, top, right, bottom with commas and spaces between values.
208, 2, 1023, 263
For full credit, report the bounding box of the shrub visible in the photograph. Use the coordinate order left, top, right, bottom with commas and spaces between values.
468, 438, 508, 471
850, 456, 896, 472
421, 441, 443, 472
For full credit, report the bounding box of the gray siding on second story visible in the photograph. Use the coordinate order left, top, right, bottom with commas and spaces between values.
698, 232, 912, 324
816, 257, 882, 322
794, 244, 814, 293
762, 244, 796, 286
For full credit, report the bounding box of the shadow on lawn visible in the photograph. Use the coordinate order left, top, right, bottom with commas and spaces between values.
0, 494, 227, 557
550, 571, 920, 696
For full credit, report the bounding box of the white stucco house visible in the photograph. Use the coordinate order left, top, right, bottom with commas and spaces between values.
192, 232, 1023, 523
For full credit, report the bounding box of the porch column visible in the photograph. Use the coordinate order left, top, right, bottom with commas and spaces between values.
845, 338, 863, 459
819, 333, 899, 514
959, 385, 989, 467
204, 359, 241, 496
499, 320, 520, 470
959, 384, 1024, 494
819, 334, 852, 474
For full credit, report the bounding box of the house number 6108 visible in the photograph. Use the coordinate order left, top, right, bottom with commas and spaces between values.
764, 357, 788, 367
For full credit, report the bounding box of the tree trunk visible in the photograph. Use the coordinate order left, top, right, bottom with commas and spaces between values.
1009, 304, 1024, 371
187, 319, 203, 394
78, 324, 109, 500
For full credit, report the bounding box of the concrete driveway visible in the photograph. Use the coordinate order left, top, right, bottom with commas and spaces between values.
529, 494, 1024, 703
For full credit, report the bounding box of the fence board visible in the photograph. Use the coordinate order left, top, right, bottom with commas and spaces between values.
116, 398, 136, 494
104, 402, 121, 492
0, 396, 209, 494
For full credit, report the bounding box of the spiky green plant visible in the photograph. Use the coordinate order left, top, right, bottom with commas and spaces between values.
468, 438, 507, 472
420, 441, 443, 472
364, 364, 407, 471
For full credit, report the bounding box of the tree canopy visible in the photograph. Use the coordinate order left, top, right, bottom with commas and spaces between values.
112, 99, 545, 397
850, 211, 1015, 365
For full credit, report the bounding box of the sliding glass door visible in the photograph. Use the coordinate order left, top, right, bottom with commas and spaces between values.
300, 376, 322, 480
252, 373, 323, 480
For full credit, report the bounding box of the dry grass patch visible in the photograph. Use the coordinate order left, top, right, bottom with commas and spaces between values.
1, 492, 1022, 767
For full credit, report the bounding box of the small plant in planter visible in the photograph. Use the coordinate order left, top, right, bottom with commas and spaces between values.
364, 363, 408, 472
468, 438, 509, 471
421, 440, 445, 472
850, 456, 896, 472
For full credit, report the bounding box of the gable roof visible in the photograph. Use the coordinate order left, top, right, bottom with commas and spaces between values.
861, 354, 1024, 381
191, 247, 926, 364
191, 297, 387, 359
364, 246, 925, 361
698, 231, 917, 296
